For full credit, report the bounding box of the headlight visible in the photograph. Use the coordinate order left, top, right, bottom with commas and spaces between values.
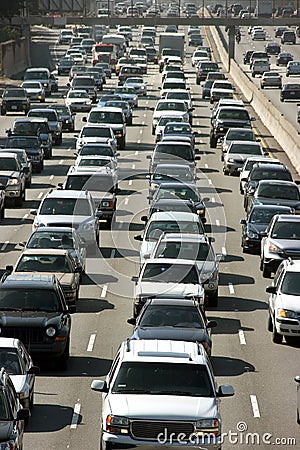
102, 201, 113, 207
7, 178, 20, 185
107, 415, 129, 427
269, 243, 280, 253
197, 208, 204, 215
71, 282, 77, 290
43, 83, 48, 87
247, 231, 259, 239
276, 309, 298, 319
150, 183, 158, 189
228, 158, 235, 163
46, 326, 56, 337
80, 222, 94, 231
195, 418, 219, 430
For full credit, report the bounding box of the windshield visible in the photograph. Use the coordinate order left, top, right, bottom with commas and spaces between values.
40, 198, 92, 216
167, 92, 189, 101
24, 71, 48, 80
3, 89, 25, 98
219, 109, 250, 120
227, 130, 255, 141
65, 174, 113, 192
115, 87, 136, 94
6, 137, 40, 149
28, 111, 57, 121
112, 362, 214, 396
164, 124, 192, 134
145, 220, 199, 240
13, 121, 48, 135
163, 82, 186, 90
229, 144, 261, 155
153, 167, 194, 182
16, 254, 72, 273
0, 390, 9, 420
271, 221, 300, 239
68, 91, 88, 99
78, 158, 110, 167
0, 158, 18, 171
249, 209, 286, 225
154, 241, 213, 261
139, 304, 204, 328
157, 102, 186, 112
250, 169, 291, 182
27, 231, 75, 249
88, 111, 123, 124
73, 78, 93, 87
158, 117, 183, 126
23, 82, 41, 89
79, 145, 113, 156
257, 184, 299, 200
157, 186, 198, 202
281, 272, 300, 295
80, 127, 111, 138
156, 144, 193, 161
0, 350, 22, 375
0, 289, 60, 311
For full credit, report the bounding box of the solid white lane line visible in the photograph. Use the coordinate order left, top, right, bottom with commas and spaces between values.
38, 192, 43, 199
250, 395, 261, 418
216, 219, 220, 226
125, 197, 129, 205
129, 180, 133, 186
139, 130, 143, 134
87, 334, 96, 352
22, 214, 28, 221
1, 241, 9, 251
49, 175, 54, 181
70, 403, 81, 429
228, 283, 235, 294
101, 285, 108, 298
238, 329, 246, 345
111, 249, 115, 258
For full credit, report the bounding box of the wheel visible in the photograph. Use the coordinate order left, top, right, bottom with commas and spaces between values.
261, 85, 264, 89
37, 161, 43, 173
206, 290, 218, 307
15, 194, 23, 207
56, 340, 69, 370
55, 135, 62, 146
210, 135, 217, 148
100, 430, 113, 450
152, 126, 155, 135
1, 108, 6, 115
268, 315, 273, 332
223, 168, 229, 175
272, 328, 283, 344
252, 73, 255, 77
119, 137, 125, 149
0, 205, 4, 219
262, 265, 272, 278
29, 391, 34, 410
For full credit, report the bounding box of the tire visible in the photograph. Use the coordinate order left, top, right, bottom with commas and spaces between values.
0, 205, 4, 220
15, 194, 23, 207
56, 340, 69, 370
196, 78, 200, 85
119, 137, 125, 150
272, 328, 283, 344
100, 431, 113, 450
223, 168, 229, 175
1, 108, 6, 115
262, 265, 272, 278
210, 135, 217, 148
37, 161, 43, 173
261, 85, 264, 89
55, 135, 62, 146
206, 290, 218, 307
286, 73, 289, 77
252, 73, 255, 77
268, 315, 273, 332
152, 126, 155, 135
29, 391, 34, 410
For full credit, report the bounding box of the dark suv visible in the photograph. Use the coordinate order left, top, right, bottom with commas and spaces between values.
0, 88, 30, 116
0, 274, 75, 370
0, 368, 29, 446
210, 106, 255, 147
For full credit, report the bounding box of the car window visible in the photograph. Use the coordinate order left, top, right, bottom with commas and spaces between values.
258, 184, 299, 200
0, 350, 22, 375
139, 305, 204, 328
155, 144, 193, 161
27, 231, 74, 249
271, 221, 300, 239
40, 198, 92, 216
146, 221, 199, 240
0, 158, 18, 171
156, 186, 198, 202
281, 272, 300, 295
0, 289, 61, 311
16, 255, 73, 273
88, 111, 123, 124
142, 263, 199, 283
81, 127, 111, 138
155, 242, 211, 261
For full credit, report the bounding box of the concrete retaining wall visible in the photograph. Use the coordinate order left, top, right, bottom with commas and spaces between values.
210, 26, 300, 174
0, 37, 31, 78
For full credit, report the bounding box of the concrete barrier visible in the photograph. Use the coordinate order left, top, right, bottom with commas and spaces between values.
0, 37, 31, 78
210, 26, 300, 174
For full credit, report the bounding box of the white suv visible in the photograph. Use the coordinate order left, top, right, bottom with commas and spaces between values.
91, 339, 234, 450
266, 259, 300, 345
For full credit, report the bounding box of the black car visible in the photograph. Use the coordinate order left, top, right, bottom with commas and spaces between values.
50, 105, 75, 132
265, 42, 281, 55
0, 274, 75, 369
147, 141, 200, 174
0, 368, 29, 447
275, 26, 289, 37
5, 136, 44, 173
127, 298, 217, 356
281, 30, 296, 44
280, 83, 300, 102
248, 180, 300, 213
276, 52, 293, 66
150, 182, 206, 222
243, 50, 254, 64
202, 80, 214, 99
147, 198, 198, 219
145, 46, 158, 63
57, 57, 75, 76
0, 88, 30, 116
243, 163, 293, 212
240, 204, 294, 253
196, 61, 219, 84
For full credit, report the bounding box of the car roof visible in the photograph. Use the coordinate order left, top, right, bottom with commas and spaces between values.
149, 211, 200, 222
89, 106, 123, 113
252, 163, 288, 171
30, 226, 75, 233
14, 117, 47, 123
1, 273, 56, 289
158, 233, 208, 243
258, 180, 296, 186
250, 204, 293, 211
229, 140, 260, 146
44, 189, 91, 199
274, 214, 300, 222
0, 152, 18, 159
147, 298, 199, 307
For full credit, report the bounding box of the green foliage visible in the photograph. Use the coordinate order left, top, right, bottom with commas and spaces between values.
0, 26, 22, 43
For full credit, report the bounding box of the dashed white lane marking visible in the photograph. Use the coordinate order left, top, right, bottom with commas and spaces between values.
87, 334, 96, 352
49, 174, 54, 181
205, 163, 208, 168
208, 179, 212, 185
135, 151, 139, 155
1, 241, 9, 251
200, 140, 203, 144
222, 246, 227, 256
111, 249, 115, 258
125, 197, 129, 205
211, 197, 215, 203
137, 139, 141, 144
143, 113, 146, 117
238, 329, 246, 345
101, 285, 108, 298
132, 164, 136, 169
139, 130, 143, 134
129, 180, 133, 186
216, 219, 220, 226
146, 100, 149, 104
59, 159, 64, 165
22, 214, 28, 221
38, 192, 43, 199
118, 220, 124, 229
142, 121, 145, 125
228, 283, 235, 294
70, 403, 81, 429
250, 395, 261, 418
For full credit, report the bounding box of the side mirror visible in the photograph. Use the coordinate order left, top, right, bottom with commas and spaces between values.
217, 385, 234, 397
30, 209, 37, 215
295, 375, 300, 383
251, 117, 256, 121
57, 182, 63, 189
68, 304, 77, 314
134, 235, 143, 241
146, 155, 152, 159
145, 174, 150, 179
74, 152, 78, 156
240, 219, 246, 225
91, 380, 108, 392
266, 285, 277, 294
131, 275, 138, 282
141, 216, 148, 222
23, 167, 30, 174
17, 409, 29, 421
74, 134, 79, 138
27, 365, 40, 375
66, 82, 71, 87
5, 265, 13, 273
19, 241, 26, 247
216, 253, 224, 262
115, 152, 120, 157
207, 320, 217, 328
82, 117, 87, 122
127, 317, 136, 325
195, 156, 201, 161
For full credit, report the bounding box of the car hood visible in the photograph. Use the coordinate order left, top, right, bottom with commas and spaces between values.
25, 88, 42, 93
267, 238, 300, 254
196, 261, 217, 280
0, 311, 63, 326
9, 375, 27, 395
132, 327, 209, 343
136, 282, 204, 299
247, 223, 268, 234
88, 122, 124, 130
0, 421, 13, 441
78, 137, 112, 145
107, 395, 217, 420
276, 293, 300, 311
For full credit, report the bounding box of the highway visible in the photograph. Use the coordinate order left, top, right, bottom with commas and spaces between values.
0, 23, 299, 449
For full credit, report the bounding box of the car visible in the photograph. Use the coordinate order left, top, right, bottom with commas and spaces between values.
243, 163, 293, 211
150, 183, 206, 222
69, 64, 87, 81
131, 56, 148, 74
275, 26, 289, 37
202, 80, 214, 99
265, 42, 281, 55
104, 100, 133, 125
0, 88, 30, 115
0, 152, 27, 206
251, 59, 270, 77
68, 76, 97, 103
59, 29, 73, 44
113, 86, 138, 108
56, 56, 75, 75
243, 50, 254, 64
84, 106, 126, 149
222, 127, 257, 160
286, 61, 300, 77
152, 100, 190, 134
223, 141, 266, 175
75, 124, 117, 152
210, 80, 234, 103
210, 106, 255, 148
94, 62, 112, 78
134, 211, 205, 266
145, 46, 158, 63
5, 135, 44, 173
61, 166, 117, 226
65, 89, 93, 113
0, 148, 32, 188
147, 141, 200, 175
189, 33, 203, 46
247, 180, 300, 215
147, 163, 196, 196
0, 338, 39, 410
27, 108, 63, 145
0, 274, 75, 369
75, 143, 119, 169
196, 61, 219, 84
84, 69, 104, 91
50, 104, 75, 132
23, 67, 52, 96
147, 198, 199, 218
151, 233, 221, 306
20, 226, 87, 275
118, 64, 143, 85
159, 122, 197, 148
240, 205, 294, 254
123, 76, 147, 96
260, 71, 282, 89
115, 57, 136, 75
276, 52, 293, 66
281, 30, 296, 44
249, 51, 269, 68
266, 259, 300, 344
91, 339, 234, 449
163, 72, 186, 83
160, 79, 187, 98
154, 114, 186, 141
191, 50, 209, 67
260, 215, 300, 278
7, 248, 81, 304
127, 298, 217, 355
30, 189, 100, 251
252, 29, 266, 40
21, 81, 46, 102
280, 83, 300, 102
0, 367, 29, 445
295, 375, 300, 424
239, 156, 280, 194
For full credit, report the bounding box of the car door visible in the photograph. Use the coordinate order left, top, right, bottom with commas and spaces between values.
269, 265, 285, 317
19, 343, 35, 398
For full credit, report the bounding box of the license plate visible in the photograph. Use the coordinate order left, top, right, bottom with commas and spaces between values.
11, 105, 17, 110
290, 91, 295, 95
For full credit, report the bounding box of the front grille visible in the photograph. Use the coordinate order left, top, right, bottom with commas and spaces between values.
131, 420, 194, 441
48, 222, 79, 229
1, 327, 46, 345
